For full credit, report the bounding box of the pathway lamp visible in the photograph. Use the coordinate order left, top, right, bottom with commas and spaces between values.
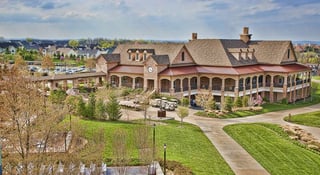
163, 143, 167, 175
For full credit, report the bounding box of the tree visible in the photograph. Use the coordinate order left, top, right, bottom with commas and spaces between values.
0, 70, 66, 174
106, 92, 122, 121
48, 89, 67, 104
176, 106, 189, 127
99, 40, 115, 49
64, 95, 80, 130
224, 96, 233, 112
181, 97, 189, 107
14, 55, 27, 70
234, 97, 243, 108
77, 97, 87, 117
112, 129, 128, 175
96, 98, 107, 120
195, 89, 215, 111
205, 95, 216, 111
41, 55, 54, 70
85, 58, 96, 71
86, 93, 96, 119
68, 40, 79, 49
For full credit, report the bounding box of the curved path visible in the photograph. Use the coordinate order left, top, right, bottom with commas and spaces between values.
182, 103, 320, 175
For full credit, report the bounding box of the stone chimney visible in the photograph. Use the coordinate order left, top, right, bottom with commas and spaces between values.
192, 33, 198, 40
240, 27, 252, 43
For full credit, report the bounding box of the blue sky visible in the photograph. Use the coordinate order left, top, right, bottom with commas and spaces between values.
0, 0, 319, 41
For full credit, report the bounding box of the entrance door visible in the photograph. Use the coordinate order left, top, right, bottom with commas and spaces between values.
147, 79, 154, 90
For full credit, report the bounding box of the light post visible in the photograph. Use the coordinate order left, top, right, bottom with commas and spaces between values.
163, 144, 166, 175
0, 143, 2, 175
153, 123, 156, 161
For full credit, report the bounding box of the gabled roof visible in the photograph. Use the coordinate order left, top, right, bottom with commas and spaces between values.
150, 55, 170, 65
113, 43, 184, 65
100, 54, 120, 62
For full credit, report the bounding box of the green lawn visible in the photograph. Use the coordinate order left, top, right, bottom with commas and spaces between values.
77, 119, 234, 175
219, 81, 320, 118
224, 123, 320, 175
313, 76, 320, 80
284, 111, 320, 127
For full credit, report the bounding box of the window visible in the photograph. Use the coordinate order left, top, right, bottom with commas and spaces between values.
181, 52, 185, 61
143, 50, 147, 60
287, 49, 290, 59
128, 50, 132, 60
136, 53, 139, 61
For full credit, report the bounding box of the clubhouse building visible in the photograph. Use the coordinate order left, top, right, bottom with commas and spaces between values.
96, 27, 311, 105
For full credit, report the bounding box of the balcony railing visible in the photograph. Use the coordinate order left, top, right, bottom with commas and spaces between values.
174, 87, 181, 93
212, 86, 221, 90
191, 85, 197, 90
183, 87, 189, 91
252, 83, 257, 88
274, 84, 284, 88
225, 86, 235, 91
161, 88, 170, 93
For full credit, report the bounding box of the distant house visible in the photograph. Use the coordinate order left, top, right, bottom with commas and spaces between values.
77, 49, 101, 59
0, 42, 18, 54
56, 48, 77, 57
96, 27, 311, 105
42, 45, 57, 57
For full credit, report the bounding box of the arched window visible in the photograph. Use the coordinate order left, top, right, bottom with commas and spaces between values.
181, 52, 185, 61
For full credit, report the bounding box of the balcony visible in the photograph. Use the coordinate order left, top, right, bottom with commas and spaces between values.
161, 88, 170, 93
212, 86, 221, 90
225, 86, 235, 91
174, 87, 181, 93
191, 85, 197, 90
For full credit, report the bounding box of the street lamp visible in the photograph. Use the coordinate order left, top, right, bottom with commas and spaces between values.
153, 123, 156, 161
163, 144, 167, 175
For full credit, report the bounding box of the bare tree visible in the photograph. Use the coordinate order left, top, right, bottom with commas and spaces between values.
134, 126, 152, 165
41, 55, 55, 71
0, 70, 66, 174
112, 129, 129, 175
176, 106, 189, 127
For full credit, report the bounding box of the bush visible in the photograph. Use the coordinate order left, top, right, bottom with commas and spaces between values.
281, 98, 288, 104
234, 97, 242, 107
242, 96, 249, 107
224, 96, 233, 112
159, 160, 193, 175
181, 97, 189, 107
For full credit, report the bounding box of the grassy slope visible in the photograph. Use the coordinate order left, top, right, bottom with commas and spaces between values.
224, 123, 320, 175
284, 111, 320, 127
79, 119, 234, 175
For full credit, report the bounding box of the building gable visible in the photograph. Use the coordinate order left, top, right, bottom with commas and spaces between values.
280, 43, 297, 64
171, 46, 195, 65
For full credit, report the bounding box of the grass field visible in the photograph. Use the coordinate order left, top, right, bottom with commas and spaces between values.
313, 76, 320, 80
77, 119, 234, 175
224, 123, 320, 175
284, 110, 320, 127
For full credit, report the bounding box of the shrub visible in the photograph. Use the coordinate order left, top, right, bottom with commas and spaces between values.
281, 98, 288, 104
224, 96, 233, 112
159, 160, 193, 175
242, 96, 249, 107
181, 97, 189, 107
234, 97, 242, 107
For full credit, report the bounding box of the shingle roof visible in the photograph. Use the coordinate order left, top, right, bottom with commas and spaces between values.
101, 54, 120, 62
113, 43, 184, 65
150, 55, 170, 65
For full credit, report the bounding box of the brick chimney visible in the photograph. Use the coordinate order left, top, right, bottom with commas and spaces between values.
192, 33, 198, 40
240, 27, 252, 43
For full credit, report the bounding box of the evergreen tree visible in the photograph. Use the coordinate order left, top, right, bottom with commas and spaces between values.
234, 97, 243, 108
106, 93, 122, 121
224, 96, 233, 112
96, 98, 107, 120
86, 93, 96, 119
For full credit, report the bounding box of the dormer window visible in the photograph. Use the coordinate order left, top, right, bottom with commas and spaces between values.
143, 50, 147, 60
128, 50, 132, 60
135, 50, 139, 61
287, 49, 290, 59
181, 52, 185, 61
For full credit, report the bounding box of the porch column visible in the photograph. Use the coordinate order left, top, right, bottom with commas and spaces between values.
293, 74, 297, 103
170, 78, 174, 95
221, 78, 225, 112
283, 76, 288, 100
180, 78, 183, 93
132, 77, 136, 89
197, 76, 200, 90
63, 80, 68, 90
143, 78, 148, 91
261, 75, 266, 97
235, 78, 239, 100
188, 77, 191, 102
302, 72, 306, 101
119, 76, 122, 88
249, 77, 252, 101
256, 77, 259, 98
270, 75, 274, 103
209, 77, 213, 93
288, 75, 292, 103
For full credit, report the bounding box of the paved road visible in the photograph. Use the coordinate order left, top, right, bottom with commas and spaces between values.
123, 103, 320, 175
